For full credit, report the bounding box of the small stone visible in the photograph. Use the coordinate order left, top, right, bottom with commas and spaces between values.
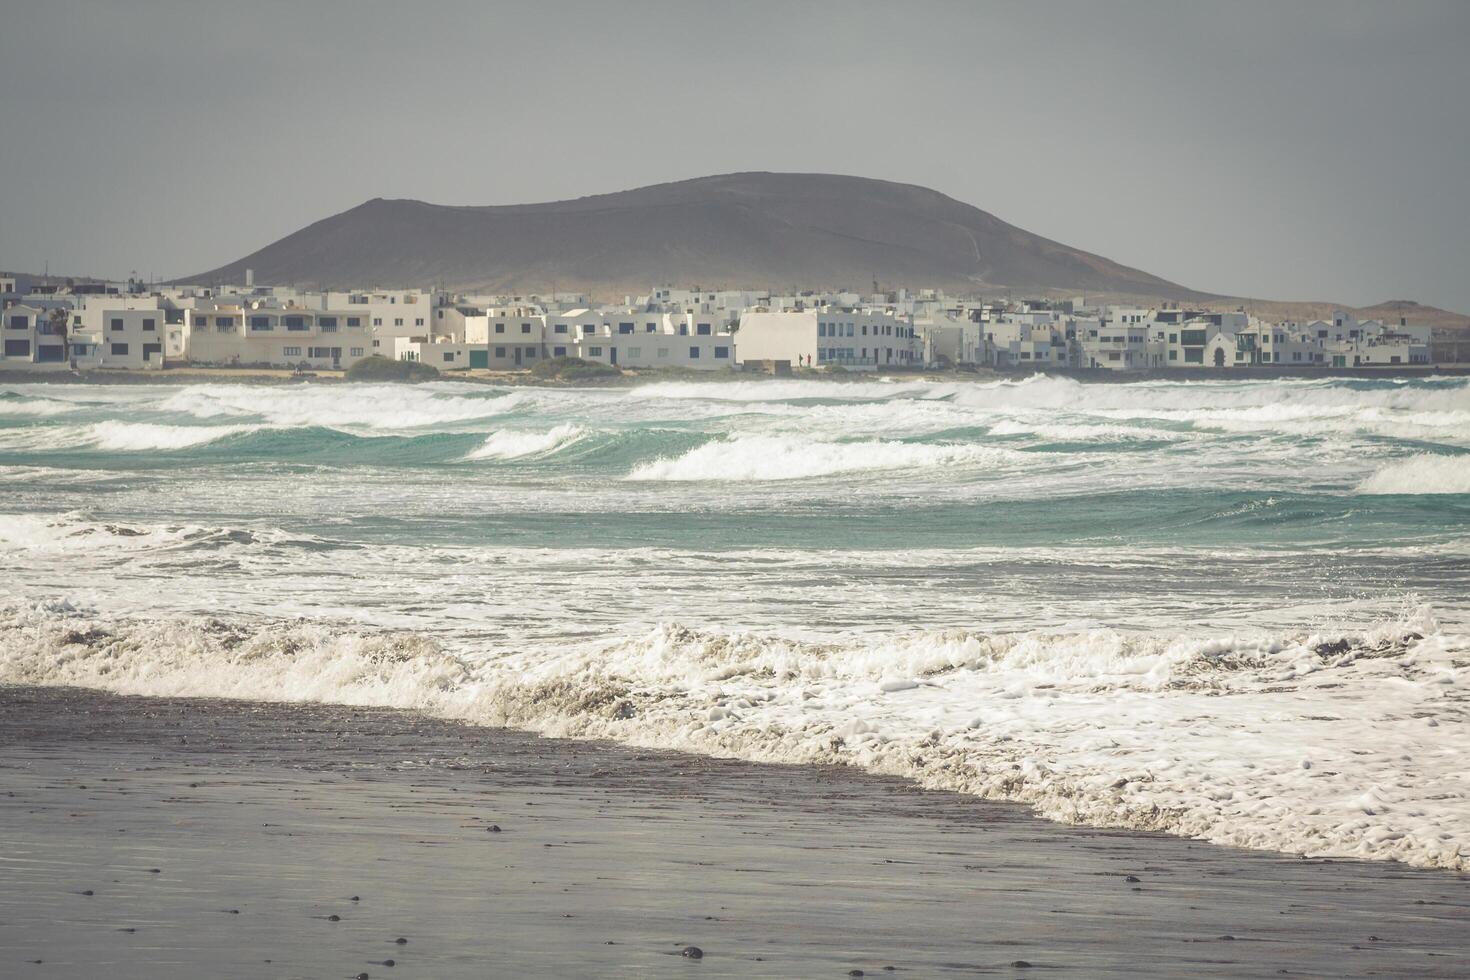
487, 825, 501, 833
394, 937, 408, 945
849, 971, 865, 977
148, 868, 161, 874
82, 890, 94, 896
1124, 875, 1141, 883
1219, 935, 1235, 941
681, 946, 704, 959
351, 896, 360, 902
1011, 962, 1032, 969
328, 914, 341, 922
356, 974, 369, 980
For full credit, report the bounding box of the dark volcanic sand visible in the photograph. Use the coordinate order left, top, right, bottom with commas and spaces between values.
1, 686, 1467, 978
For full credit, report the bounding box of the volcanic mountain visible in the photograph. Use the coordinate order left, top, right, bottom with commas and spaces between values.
185, 172, 1211, 300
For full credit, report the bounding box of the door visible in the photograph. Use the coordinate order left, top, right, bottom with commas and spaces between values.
610, 347, 617, 365
514, 348, 522, 367
470, 349, 488, 369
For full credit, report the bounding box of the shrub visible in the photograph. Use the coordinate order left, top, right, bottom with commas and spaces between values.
530, 356, 620, 380
345, 356, 441, 382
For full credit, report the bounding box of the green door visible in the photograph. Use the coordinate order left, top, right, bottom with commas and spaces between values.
470, 349, 488, 369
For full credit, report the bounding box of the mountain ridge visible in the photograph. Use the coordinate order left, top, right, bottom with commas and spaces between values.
182, 171, 1207, 300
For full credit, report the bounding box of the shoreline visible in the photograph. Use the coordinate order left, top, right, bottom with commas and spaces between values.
4, 364, 1470, 387
3, 685, 1468, 978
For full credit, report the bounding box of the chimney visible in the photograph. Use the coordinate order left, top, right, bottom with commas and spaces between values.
245, 268, 254, 287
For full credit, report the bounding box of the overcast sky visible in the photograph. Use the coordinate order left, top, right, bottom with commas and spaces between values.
2, 0, 1467, 310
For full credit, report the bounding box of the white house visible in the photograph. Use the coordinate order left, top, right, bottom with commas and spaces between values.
1, 303, 69, 368
737, 308, 918, 370
186, 304, 373, 369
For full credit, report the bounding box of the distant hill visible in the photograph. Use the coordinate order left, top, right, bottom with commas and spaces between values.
182, 172, 1209, 300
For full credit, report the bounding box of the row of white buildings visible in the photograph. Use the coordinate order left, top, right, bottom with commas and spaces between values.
0, 274, 1436, 374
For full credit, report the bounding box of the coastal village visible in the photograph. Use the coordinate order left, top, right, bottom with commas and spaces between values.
0, 271, 1446, 376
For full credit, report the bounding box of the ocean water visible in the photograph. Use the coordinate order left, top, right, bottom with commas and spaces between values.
1, 375, 1467, 869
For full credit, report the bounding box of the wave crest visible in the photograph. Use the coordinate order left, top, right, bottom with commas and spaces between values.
1356, 453, 1470, 495
627, 434, 1024, 481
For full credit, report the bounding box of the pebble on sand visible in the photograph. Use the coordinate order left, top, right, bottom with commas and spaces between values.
849, 971, 865, 977
681, 946, 704, 959
1010, 961, 1032, 968
393, 937, 408, 945
1125, 875, 1141, 883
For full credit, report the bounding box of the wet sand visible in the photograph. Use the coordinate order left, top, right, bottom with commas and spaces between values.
1, 686, 1467, 979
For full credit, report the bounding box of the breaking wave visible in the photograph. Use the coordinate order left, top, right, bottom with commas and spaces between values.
0, 601, 1463, 872
626, 434, 1028, 481
1357, 453, 1470, 495
462, 424, 586, 461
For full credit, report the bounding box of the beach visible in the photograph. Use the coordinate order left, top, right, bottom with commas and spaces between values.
3, 685, 1468, 979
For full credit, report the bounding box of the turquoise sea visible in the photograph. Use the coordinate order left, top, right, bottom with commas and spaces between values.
1, 375, 1467, 867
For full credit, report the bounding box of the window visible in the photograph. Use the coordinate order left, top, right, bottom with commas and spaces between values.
628, 346, 642, 358
589, 346, 603, 356
552, 324, 566, 334
696, 323, 711, 335
349, 347, 364, 357
3, 339, 30, 356
283, 347, 302, 357
1181, 329, 1207, 347
443, 352, 455, 362
1168, 350, 1177, 361
657, 347, 669, 358
689, 346, 700, 359
111, 318, 124, 332
645, 323, 657, 332
714, 346, 729, 359
1184, 348, 1204, 364
415, 318, 424, 327
553, 346, 567, 357
347, 317, 361, 328
818, 324, 827, 337
142, 318, 156, 331
196, 317, 210, 328
618, 322, 634, 334
496, 323, 507, 333
495, 346, 506, 357
285, 316, 307, 331
110, 342, 129, 355
394, 318, 403, 327
583, 325, 595, 335
319, 317, 338, 328
373, 317, 382, 326
250, 316, 272, 331
521, 323, 532, 334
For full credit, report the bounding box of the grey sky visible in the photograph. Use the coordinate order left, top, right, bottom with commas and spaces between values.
2, 0, 1467, 311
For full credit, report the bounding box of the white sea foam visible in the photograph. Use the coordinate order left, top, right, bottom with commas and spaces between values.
84, 420, 260, 451
462, 424, 585, 461
627, 434, 1025, 481
987, 419, 1188, 442
1, 602, 1464, 871
159, 383, 523, 430
0, 395, 79, 417
1356, 454, 1470, 495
